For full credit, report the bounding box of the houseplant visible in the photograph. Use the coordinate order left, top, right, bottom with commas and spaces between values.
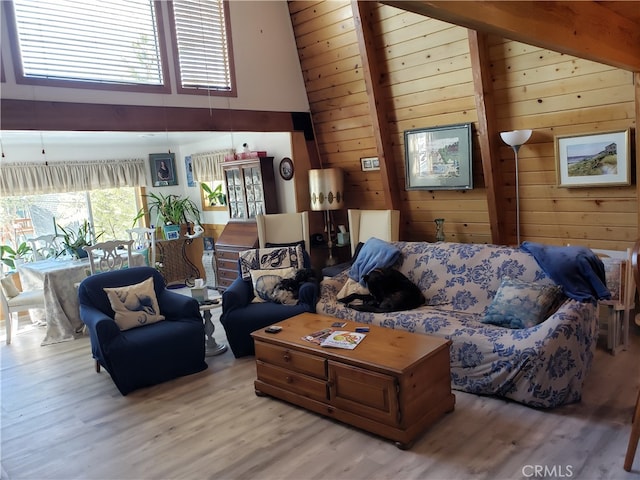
134, 192, 202, 239
1, 242, 32, 270
57, 220, 102, 259
201, 183, 227, 207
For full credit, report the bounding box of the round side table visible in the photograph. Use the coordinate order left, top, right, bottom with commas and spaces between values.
199, 300, 228, 356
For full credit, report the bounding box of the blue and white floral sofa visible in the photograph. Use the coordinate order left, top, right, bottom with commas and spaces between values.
316, 241, 602, 408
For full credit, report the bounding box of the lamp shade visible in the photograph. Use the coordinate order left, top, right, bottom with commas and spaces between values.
309, 168, 344, 211
500, 130, 532, 147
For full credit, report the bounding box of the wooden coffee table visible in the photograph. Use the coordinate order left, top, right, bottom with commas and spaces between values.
251, 312, 455, 449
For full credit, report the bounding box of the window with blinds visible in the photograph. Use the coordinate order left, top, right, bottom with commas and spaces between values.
170, 0, 235, 94
10, 0, 166, 89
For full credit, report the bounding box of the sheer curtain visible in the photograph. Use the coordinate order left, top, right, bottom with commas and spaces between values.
0, 158, 146, 196
191, 149, 233, 182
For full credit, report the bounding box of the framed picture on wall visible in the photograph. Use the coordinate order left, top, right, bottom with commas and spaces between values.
185, 155, 196, 187
555, 129, 631, 187
360, 157, 380, 171
150, 153, 178, 187
404, 123, 473, 190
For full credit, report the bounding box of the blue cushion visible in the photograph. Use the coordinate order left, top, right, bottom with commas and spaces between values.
482, 278, 563, 329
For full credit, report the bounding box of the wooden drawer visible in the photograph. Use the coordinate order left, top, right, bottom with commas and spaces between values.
256, 361, 327, 402
329, 361, 399, 427
217, 275, 236, 289
217, 249, 241, 261
255, 342, 327, 379
217, 257, 238, 272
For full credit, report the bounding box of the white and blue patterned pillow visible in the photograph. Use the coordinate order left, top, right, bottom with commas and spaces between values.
239, 245, 303, 281
249, 267, 295, 303
481, 278, 563, 329
103, 276, 165, 331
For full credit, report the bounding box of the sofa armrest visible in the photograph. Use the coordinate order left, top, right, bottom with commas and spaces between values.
222, 277, 253, 314
298, 281, 318, 311
157, 289, 201, 322
79, 304, 122, 369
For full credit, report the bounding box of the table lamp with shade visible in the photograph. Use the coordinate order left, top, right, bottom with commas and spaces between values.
500, 129, 532, 246
309, 168, 344, 265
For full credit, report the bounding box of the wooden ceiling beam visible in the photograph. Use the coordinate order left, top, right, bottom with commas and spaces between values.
351, 1, 401, 210
382, 1, 640, 72
468, 30, 507, 245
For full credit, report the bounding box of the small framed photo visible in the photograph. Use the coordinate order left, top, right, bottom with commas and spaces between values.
555, 129, 631, 187
150, 153, 178, 187
165, 229, 180, 240
360, 156, 380, 171
203, 236, 214, 251
404, 123, 473, 190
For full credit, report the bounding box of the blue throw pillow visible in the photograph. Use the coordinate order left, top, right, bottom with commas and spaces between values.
482, 278, 564, 329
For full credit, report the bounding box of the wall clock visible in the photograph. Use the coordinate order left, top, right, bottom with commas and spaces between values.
279, 157, 294, 180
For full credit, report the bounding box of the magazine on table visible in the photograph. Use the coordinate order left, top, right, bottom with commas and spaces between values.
320, 331, 366, 350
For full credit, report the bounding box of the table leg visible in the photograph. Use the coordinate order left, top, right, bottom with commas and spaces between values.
202, 308, 227, 356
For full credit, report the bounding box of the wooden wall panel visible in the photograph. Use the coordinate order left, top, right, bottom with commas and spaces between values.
491, 38, 637, 251
290, 2, 637, 250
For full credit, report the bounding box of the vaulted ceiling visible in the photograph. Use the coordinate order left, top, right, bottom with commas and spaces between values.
383, 1, 640, 72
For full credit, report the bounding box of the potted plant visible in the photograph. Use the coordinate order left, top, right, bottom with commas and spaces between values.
201, 183, 227, 207
134, 192, 202, 239
1, 242, 33, 270
57, 220, 103, 259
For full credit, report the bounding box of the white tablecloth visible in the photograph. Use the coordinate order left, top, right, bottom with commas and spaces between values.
18, 255, 145, 346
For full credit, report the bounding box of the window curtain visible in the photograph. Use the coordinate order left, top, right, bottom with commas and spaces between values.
0, 158, 146, 196
191, 148, 233, 182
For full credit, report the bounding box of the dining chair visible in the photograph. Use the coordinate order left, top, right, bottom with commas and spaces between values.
1, 274, 45, 344
27, 234, 62, 261
83, 239, 134, 275
624, 238, 640, 471
126, 227, 156, 267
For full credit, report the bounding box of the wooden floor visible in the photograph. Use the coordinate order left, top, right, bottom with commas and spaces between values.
1, 315, 639, 480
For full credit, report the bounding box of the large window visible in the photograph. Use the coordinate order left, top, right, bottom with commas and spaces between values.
8, 0, 167, 91
6, 0, 234, 95
0, 187, 141, 253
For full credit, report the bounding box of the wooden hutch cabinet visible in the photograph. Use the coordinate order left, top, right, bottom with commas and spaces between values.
215, 157, 278, 289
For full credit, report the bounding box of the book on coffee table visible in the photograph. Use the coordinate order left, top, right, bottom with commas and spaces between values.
320, 331, 366, 350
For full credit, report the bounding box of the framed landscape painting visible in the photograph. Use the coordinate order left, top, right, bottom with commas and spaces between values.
555, 129, 630, 187
404, 123, 473, 190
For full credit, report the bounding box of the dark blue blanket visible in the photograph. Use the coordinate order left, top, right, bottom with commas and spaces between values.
521, 241, 610, 303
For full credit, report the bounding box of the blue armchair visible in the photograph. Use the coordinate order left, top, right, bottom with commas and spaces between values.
78, 267, 207, 395
220, 251, 318, 357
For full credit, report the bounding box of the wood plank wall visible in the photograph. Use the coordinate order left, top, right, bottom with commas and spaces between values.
289, 1, 637, 250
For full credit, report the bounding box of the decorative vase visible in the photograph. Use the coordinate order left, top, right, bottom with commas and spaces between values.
434, 218, 445, 242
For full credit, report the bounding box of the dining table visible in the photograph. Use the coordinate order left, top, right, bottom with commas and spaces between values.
18, 254, 145, 346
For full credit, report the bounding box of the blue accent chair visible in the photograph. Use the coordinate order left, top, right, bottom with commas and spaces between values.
78, 267, 207, 395
220, 251, 318, 357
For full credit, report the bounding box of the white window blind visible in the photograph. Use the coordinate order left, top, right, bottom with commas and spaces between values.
12, 0, 163, 86
172, 0, 232, 91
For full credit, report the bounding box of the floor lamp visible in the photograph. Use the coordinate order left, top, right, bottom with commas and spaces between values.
309, 168, 344, 265
500, 129, 532, 246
